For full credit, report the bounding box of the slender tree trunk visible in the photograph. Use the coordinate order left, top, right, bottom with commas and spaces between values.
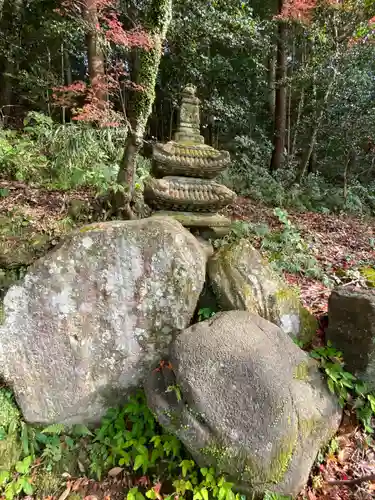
291, 89, 304, 159
1, 60, 13, 109
0, 0, 23, 117
169, 102, 174, 140
290, 41, 306, 160
296, 69, 337, 183
343, 153, 350, 202
307, 148, 316, 173
84, 0, 105, 100
114, 0, 173, 218
268, 45, 277, 120
64, 49, 73, 86
286, 37, 295, 158
269, 0, 287, 173
0, 0, 4, 22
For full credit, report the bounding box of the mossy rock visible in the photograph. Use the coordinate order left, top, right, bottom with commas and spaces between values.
0, 213, 52, 268
0, 433, 22, 470
208, 239, 317, 343
146, 311, 341, 498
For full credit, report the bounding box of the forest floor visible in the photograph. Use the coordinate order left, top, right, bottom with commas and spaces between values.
1, 181, 375, 499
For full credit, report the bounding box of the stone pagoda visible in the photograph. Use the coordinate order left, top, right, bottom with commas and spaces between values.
144, 85, 235, 237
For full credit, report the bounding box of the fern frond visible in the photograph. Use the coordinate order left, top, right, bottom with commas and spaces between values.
41, 423, 65, 435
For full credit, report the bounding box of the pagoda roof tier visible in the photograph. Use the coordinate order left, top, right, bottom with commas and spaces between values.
144, 176, 236, 212
152, 141, 230, 179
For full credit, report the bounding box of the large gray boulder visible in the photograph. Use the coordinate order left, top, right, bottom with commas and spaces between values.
145, 311, 341, 498
208, 239, 317, 344
327, 286, 375, 388
0, 217, 206, 425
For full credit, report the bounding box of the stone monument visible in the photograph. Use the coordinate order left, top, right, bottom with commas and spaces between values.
144, 85, 236, 237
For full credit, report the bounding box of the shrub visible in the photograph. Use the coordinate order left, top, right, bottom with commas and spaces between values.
0, 111, 151, 194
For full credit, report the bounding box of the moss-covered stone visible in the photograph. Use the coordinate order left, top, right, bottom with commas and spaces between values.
1, 217, 206, 425
0, 390, 20, 431
208, 239, 318, 342
0, 212, 52, 268
0, 301, 4, 325
299, 417, 322, 439
293, 361, 310, 381
268, 433, 297, 484
146, 311, 341, 498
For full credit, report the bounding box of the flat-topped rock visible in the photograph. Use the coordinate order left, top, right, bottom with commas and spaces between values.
152, 211, 231, 227
0, 217, 207, 425
327, 286, 375, 387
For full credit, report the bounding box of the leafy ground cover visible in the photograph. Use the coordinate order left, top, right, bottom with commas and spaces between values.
226, 196, 375, 318
1, 184, 375, 499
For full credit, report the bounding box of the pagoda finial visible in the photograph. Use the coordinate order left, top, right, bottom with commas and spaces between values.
174, 84, 204, 144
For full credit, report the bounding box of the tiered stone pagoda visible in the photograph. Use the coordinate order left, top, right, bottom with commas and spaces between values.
144, 85, 236, 237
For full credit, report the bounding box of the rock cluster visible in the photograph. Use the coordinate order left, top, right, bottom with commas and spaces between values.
0, 213, 343, 498
6, 88, 374, 498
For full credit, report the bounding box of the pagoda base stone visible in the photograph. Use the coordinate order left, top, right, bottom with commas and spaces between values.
152, 211, 231, 228
152, 211, 231, 240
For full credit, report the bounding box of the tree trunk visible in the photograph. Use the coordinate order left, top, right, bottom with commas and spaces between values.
0, 0, 5, 22
307, 148, 316, 173
269, 0, 287, 173
64, 49, 73, 86
0, 0, 23, 117
84, 0, 105, 100
114, 0, 173, 218
290, 41, 306, 160
268, 45, 276, 120
296, 75, 336, 183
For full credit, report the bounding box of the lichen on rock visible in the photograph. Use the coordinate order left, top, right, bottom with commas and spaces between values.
208, 239, 317, 343
0, 217, 206, 425
145, 311, 341, 498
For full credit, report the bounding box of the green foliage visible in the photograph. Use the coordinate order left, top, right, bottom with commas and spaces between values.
88, 392, 172, 480
90, 392, 241, 500
197, 308, 216, 322
310, 341, 375, 433
0, 112, 151, 194
263, 492, 291, 500
127, 463, 242, 500
262, 208, 327, 281
0, 390, 20, 434
0, 403, 92, 500
221, 210, 328, 282
225, 152, 375, 217
360, 266, 375, 288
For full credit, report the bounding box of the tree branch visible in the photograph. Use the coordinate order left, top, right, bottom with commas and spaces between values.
327, 474, 375, 487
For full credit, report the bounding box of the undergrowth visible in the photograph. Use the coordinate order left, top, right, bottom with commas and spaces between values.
217, 208, 331, 284
0, 391, 251, 500
1, 353, 375, 500
222, 138, 375, 216
0, 111, 151, 193
220, 208, 375, 290
310, 342, 375, 433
